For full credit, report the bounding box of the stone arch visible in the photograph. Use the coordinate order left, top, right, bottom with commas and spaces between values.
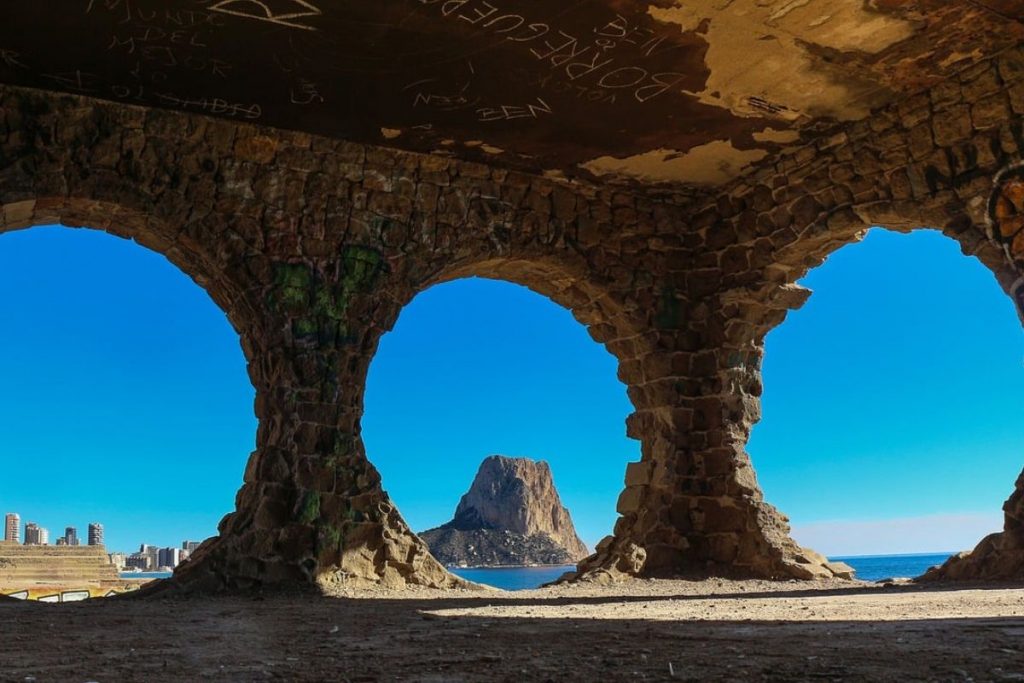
5, 56, 1020, 590
712, 193, 1024, 582
0, 197, 257, 333
356, 257, 643, 576
427, 256, 642, 356
342, 252, 652, 584
0, 198, 268, 589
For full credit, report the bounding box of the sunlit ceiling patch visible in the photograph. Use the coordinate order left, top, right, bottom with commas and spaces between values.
581, 140, 768, 185
650, 0, 916, 121
752, 127, 801, 144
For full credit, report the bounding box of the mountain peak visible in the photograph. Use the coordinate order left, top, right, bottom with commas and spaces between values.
420, 456, 590, 566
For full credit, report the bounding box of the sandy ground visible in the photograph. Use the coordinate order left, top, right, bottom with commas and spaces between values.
2, 578, 1024, 682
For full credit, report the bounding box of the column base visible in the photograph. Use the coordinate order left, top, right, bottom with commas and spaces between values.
919, 532, 1024, 581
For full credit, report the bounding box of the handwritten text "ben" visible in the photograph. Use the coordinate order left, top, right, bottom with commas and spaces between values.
477, 97, 551, 122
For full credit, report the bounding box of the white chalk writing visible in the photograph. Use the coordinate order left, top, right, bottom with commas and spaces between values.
476, 97, 551, 122
411, 0, 688, 104
290, 78, 324, 104
106, 24, 232, 78
155, 91, 262, 119
209, 0, 322, 31
0, 49, 28, 69
41, 70, 101, 93
87, 1, 226, 27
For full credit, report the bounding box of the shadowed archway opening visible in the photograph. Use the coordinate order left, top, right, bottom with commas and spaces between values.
362, 277, 638, 589
0, 225, 255, 599
748, 228, 1024, 580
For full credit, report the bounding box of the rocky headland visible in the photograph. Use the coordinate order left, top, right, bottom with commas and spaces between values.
419, 456, 589, 567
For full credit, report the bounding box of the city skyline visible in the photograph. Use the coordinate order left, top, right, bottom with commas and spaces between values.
2, 511, 202, 560
3, 508, 202, 574
4, 513, 106, 547
115, 539, 204, 572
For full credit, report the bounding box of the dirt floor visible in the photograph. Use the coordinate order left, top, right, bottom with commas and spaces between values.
2, 578, 1024, 682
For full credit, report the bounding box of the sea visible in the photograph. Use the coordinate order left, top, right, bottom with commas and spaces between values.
447, 552, 956, 590
119, 553, 955, 591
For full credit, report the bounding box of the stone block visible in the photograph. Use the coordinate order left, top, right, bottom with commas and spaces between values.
696, 499, 748, 533
933, 105, 973, 147
616, 486, 645, 514
930, 79, 962, 109
825, 561, 856, 580
709, 534, 739, 563
234, 135, 278, 164
1009, 82, 1024, 115
594, 535, 616, 554
2, 199, 35, 226
624, 461, 653, 487
971, 93, 1011, 130
961, 65, 1002, 100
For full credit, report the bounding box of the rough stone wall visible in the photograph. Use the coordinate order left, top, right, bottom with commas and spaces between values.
1, 42, 1023, 591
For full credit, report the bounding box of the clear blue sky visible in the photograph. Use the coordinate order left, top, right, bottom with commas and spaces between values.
363, 277, 637, 547
749, 229, 1024, 554
0, 225, 1020, 556
0, 226, 255, 553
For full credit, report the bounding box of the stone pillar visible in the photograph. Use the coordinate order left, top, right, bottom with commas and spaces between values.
171, 250, 466, 592
572, 286, 847, 582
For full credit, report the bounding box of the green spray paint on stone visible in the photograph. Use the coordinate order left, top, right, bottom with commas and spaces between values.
269, 263, 312, 314
270, 247, 386, 344
655, 285, 683, 329
298, 490, 321, 525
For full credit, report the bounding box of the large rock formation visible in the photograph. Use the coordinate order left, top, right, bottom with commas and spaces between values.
420, 456, 590, 566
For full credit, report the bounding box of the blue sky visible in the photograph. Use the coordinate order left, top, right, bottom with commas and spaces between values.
750, 228, 1024, 554
0, 226, 255, 553
363, 277, 637, 546
0, 225, 1020, 556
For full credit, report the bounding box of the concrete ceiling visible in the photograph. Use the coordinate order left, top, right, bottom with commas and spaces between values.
2, 1, 1022, 189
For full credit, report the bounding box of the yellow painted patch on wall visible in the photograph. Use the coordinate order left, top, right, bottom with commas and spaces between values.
650, 0, 916, 121
581, 141, 768, 185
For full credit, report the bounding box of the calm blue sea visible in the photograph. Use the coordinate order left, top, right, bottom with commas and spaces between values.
120, 553, 954, 590
120, 567, 575, 587
447, 553, 955, 590
120, 571, 173, 579
448, 565, 574, 590
831, 552, 952, 582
